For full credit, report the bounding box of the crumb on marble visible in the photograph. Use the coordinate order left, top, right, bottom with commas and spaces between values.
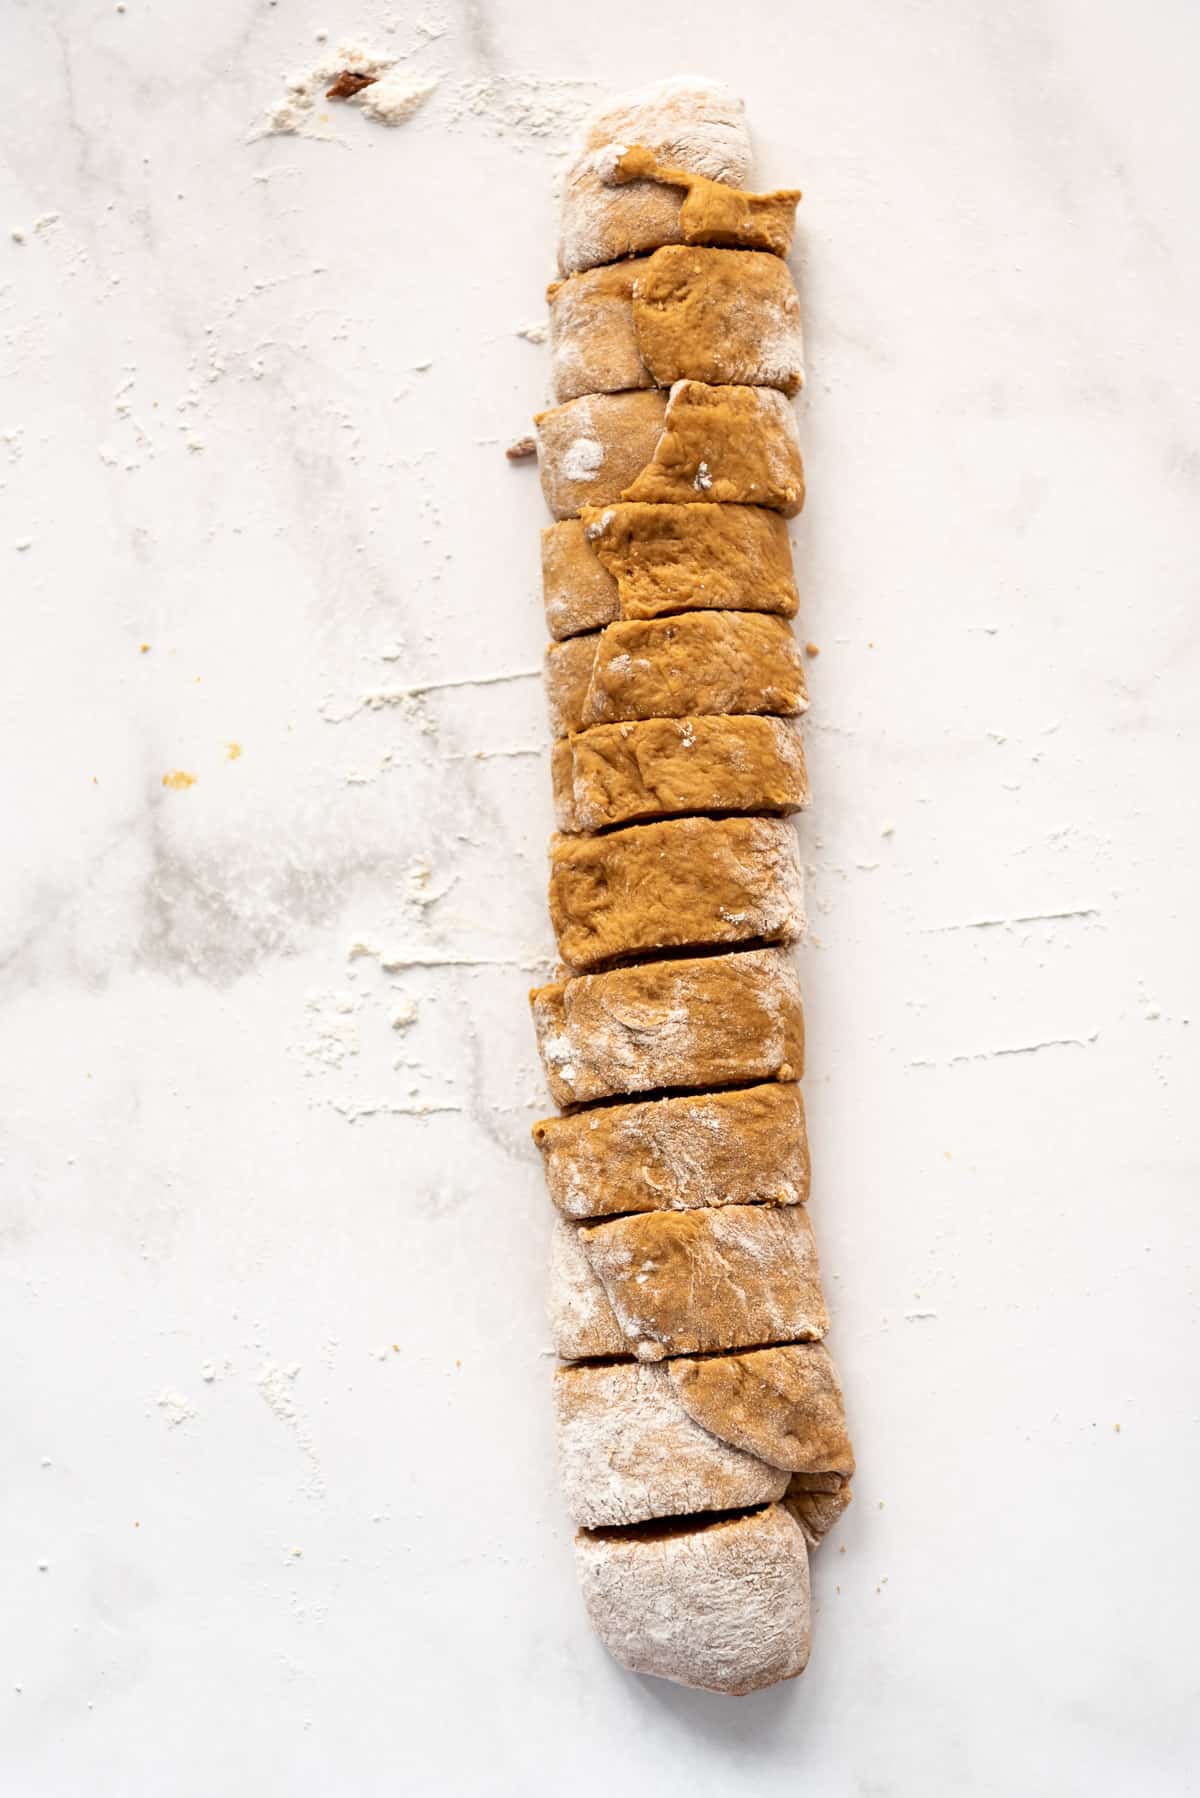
326, 71, 378, 100
162, 769, 197, 790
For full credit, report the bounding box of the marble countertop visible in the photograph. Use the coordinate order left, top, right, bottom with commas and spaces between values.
3, 1, 1198, 1791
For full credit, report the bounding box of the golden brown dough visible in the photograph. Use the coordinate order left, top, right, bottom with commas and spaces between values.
551, 713, 810, 834
622, 381, 805, 517
529, 945, 804, 1108
612, 145, 800, 259
547, 1215, 630, 1360
532, 1082, 811, 1220
667, 1342, 854, 1477
541, 503, 799, 641
544, 610, 807, 737
535, 390, 668, 521
548, 814, 804, 971
547, 262, 650, 404
580, 1202, 828, 1359
548, 247, 804, 403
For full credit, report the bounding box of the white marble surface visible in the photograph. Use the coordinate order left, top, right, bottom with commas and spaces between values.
3, 1, 1199, 1791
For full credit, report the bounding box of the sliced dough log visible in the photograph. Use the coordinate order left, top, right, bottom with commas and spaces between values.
575, 1504, 810, 1695
551, 713, 809, 834
533, 1081, 810, 1221
579, 1202, 828, 1360
622, 381, 805, 516
530, 945, 804, 1109
541, 503, 799, 641
548, 247, 804, 403
544, 610, 807, 737
536, 391, 667, 522
557, 77, 753, 277
668, 1342, 854, 1478
548, 815, 804, 971
554, 1361, 788, 1528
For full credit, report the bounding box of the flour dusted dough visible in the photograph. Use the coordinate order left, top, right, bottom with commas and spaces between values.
579, 1202, 828, 1359
547, 1214, 630, 1360
575, 1504, 811, 1695
551, 713, 810, 833
557, 77, 752, 277
548, 814, 804, 971
532, 1081, 810, 1220
548, 247, 805, 403
541, 503, 799, 641
530, 945, 804, 1108
554, 1361, 788, 1528
529, 84, 852, 1693
536, 390, 667, 521
544, 609, 807, 737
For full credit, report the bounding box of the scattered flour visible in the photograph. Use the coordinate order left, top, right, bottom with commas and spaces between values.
254, 42, 439, 141
448, 76, 599, 150
156, 1389, 196, 1427
562, 437, 604, 482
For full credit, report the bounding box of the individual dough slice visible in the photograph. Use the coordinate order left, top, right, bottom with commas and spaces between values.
610, 144, 800, 259
547, 1214, 630, 1361
551, 713, 809, 834
530, 945, 804, 1108
536, 391, 667, 522
544, 611, 807, 738
548, 247, 804, 403
622, 380, 805, 516
575, 1504, 810, 1695
580, 1202, 828, 1359
532, 1082, 811, 1220
546, 262, 650, 404
541, 503, 799, 641
554, 1361, 788, 1528
548, 815, 804, 971
557, 76, 753, 277
667, 1342, 854, 1478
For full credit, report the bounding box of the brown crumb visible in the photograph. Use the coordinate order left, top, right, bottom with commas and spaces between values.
161, 770, 197, 790
804, 641, 820, 657
1114, 1422, 1121, 1433
326, 70, 378, 100
139, 642, 151, 654
506, 436, 536, 461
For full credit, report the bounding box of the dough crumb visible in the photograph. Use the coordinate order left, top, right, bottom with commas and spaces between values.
161, 769, 197, 790
506, 436, 536, 460
804, 641, 820, 657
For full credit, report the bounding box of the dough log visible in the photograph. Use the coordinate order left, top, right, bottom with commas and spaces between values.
525, 81, 851, 1697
